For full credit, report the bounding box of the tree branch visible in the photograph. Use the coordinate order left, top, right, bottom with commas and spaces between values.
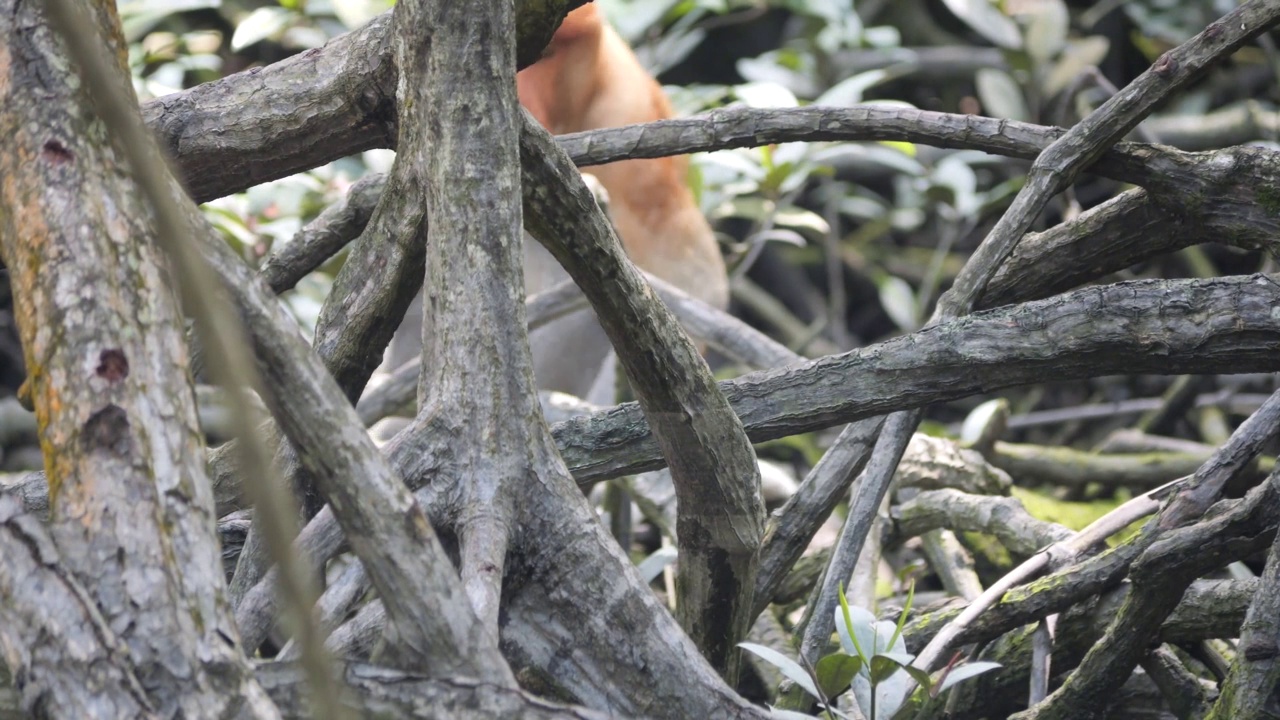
557, 275, 1280, 483
521, 111, 765, 679
143, 1, 587, 203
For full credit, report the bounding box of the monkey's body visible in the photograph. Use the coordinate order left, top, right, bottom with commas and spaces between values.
516, 6, 728, 313
383, 4, 727, 400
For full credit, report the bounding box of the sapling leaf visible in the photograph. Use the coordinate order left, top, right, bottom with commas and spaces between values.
902, 665, 934, 692
853, 666, 911, 720
887, 581, 914, 651
835, 586, 876, 660
876, 652, 916, 667
739, 643, 820, 699
876, 620, 907, 655
815, 653, 862, 698
850, 675, 872, 720
766, 708, 821, 720
870, 655, 904, 684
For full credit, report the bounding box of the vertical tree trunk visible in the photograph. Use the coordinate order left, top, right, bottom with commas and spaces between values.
0, 1, 273, 716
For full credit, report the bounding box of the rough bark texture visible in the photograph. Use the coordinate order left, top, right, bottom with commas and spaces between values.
254, 661, 610, 720
1010, 473, 1280, 720
3, 0, 1280, 717
0, 1, 269, 716
191, 160, 514, 684
210, 2, 594, 617
20, 273, 1279, 528
554, 274, 1280, 482
1206, 521, 1280, 718
142, 0, 587, 204
140, 49, 1280, 321
521, 115, 766, 680
399, 0, 534, 631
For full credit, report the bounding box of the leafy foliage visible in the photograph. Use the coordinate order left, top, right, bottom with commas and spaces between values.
743, 584, 999, 718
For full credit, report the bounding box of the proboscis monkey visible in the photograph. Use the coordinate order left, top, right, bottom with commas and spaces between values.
519, 3, 727, 398
382, 3, 727, 402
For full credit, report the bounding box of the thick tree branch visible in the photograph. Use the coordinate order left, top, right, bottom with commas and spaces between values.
254, 661, 609, 720
142, 1, 587, 203
196, 200, 514, 681
260, 172, 388, 294
0, 1, 273, 714
557, 274, 1280, 483
144, 14, 397, 204
0, 498, 155, 718
892, 489, 1075, 557
14, 275, 1280, 529
1208, 506, 1280, 717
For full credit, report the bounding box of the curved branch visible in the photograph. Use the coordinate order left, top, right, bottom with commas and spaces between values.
521, 113, 765, 680
142, 1, 587, 203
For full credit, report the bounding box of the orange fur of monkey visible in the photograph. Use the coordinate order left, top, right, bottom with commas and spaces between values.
377, 4, 726, 405
516, 4, 728, 312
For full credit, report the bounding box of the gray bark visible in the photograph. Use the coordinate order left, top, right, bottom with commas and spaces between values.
0, 2, 271, 716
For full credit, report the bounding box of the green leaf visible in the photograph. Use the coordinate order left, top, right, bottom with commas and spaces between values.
887, 690, 926, 720
598, 0, 684, 44
1021, 0, 1068, 66
835, 585, 873, 660
331, 0, 394, 30
862, 25, 901, 49
877, 274, 918, 332
960, 399, 1007, 445
119, 0, 221, 40
815, 653, 862, 698
815, 69, 892, 107
772, 208, 830, 235
1043, 36, 1111, 97
870, 654, 905, 684
810, 142, 925, 176
734, 80, 801, 109
887, 581, 915, 651
636, 546, 677, 583
875, 620, 907, 655
739, 643, 820, 699
876, 652, 916, 667
736, 49, 816, 97
747, 228, 810, 248
766, 709, 821, 720
902, 664, 934, 693
878, 140, 917, 158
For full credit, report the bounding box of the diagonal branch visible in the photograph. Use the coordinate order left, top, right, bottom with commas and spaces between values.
939, 0, 1280, 318
521, 112, 766, 680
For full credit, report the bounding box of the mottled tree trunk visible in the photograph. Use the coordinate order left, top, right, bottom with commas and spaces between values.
0, 1, 274, 717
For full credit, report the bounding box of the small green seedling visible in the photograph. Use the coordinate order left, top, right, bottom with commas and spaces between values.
741, 583, 1000, 719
